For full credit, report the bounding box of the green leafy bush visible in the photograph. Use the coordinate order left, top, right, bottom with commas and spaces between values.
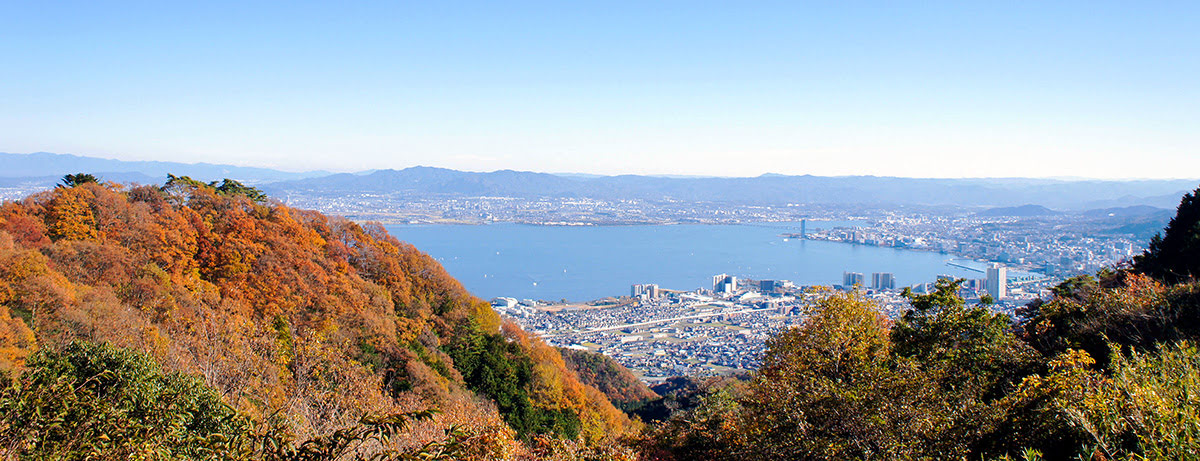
0, 341, 248, 460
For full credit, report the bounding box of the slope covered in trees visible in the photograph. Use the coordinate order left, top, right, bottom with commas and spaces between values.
558, 347, 658, 408
0, 178, 636, 459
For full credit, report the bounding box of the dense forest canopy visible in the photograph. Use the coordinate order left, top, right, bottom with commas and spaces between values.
0, 177, 638, 459
1, 178, 1199, 460
559, 347, 659, 409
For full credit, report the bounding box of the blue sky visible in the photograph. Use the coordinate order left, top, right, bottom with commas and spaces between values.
2, 1, 1197, 178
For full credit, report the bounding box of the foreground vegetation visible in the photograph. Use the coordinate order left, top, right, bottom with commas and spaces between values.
1, 176, 1198, 459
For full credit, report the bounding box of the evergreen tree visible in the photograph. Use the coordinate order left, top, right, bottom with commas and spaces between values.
1134, 185, 1200, 283
57, 173, 99, 188
210, 178, 267, 203
160, 175, 267, 203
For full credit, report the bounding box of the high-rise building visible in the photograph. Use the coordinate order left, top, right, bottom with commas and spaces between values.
713, 274, 737, 294
631, 283, 660, 299
985, 263, 1007, 299
842, 271, 865, 287
871, 272, 895, 290
759, 279, 784, 293
800, 219, 807, 239
965, 278, 986, 291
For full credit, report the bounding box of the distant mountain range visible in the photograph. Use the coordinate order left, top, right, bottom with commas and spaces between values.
0, 152, 330, 185
2, 152, 1197, 210
970, 204, 1173, 240
266, 166, 1196, 210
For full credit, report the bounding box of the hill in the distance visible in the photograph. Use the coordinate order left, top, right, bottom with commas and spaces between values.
1082, 205, 1171, 219
268, 165, 1198, 210
2, 152, 1196, 209
0, 152, 330, 184
975, 204, 1062, 217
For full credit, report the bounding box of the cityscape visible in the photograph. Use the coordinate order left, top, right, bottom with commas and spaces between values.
452, 203, 1152, 381
496, 231, 1066, 380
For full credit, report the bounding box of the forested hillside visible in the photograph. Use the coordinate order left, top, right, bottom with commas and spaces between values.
559, 347, 658, 408
0, 177, 636, 459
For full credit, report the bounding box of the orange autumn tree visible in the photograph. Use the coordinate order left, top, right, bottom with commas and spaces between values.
0, 178, 633, 457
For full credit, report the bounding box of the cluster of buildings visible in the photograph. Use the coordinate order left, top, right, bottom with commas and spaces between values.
843, 263, 1014, 300
497, 283, 810, 380
630, 283, 661, 300
841, 271, 896, 290
712, 274, 737, 294
282, 193, 843, 225
801, 211, 1149, 278
498, 263, 1045, 380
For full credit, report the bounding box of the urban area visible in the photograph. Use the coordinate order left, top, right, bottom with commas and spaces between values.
497, 256, 1058, 381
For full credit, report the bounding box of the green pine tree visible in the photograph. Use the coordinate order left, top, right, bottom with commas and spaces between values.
1134, 185, 1200, 283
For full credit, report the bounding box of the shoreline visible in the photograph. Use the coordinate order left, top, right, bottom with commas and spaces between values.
363, 217, 850, 227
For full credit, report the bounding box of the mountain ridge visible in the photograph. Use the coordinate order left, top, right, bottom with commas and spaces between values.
0, 152, 332, 184
267, 166, 1198, 209
3, 152, 1197, 209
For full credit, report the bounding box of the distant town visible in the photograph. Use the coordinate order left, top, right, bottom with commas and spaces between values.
497, 256, 1060, 381
276, 193, 1152, 277
486, 206, 1148, 381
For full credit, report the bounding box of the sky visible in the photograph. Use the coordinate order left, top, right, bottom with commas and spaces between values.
2, 1, 1198, 179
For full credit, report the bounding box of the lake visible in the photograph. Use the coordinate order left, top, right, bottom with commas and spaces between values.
385, 221, 986, 302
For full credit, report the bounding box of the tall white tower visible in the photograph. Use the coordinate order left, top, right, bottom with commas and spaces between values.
985, 263, 1007, 300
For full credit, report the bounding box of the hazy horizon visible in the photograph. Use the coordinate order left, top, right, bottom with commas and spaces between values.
4, 2, 1199, 179
6, 151, 1200, 182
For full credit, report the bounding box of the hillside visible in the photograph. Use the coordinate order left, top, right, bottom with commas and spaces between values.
0, 179, 635, 458
975, 204, 1060, 217
559, 347, 658, 406
1081, 205, 1170, 219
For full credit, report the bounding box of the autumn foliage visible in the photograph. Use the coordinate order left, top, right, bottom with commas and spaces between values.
559, 347, 658, 407
0, 180, 632, 459
5, 179, 1199, 459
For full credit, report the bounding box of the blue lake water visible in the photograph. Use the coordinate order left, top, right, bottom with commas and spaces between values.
385, 221, 986, 302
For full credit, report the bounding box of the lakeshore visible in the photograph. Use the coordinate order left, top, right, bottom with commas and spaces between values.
385, 221, 1005, 302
